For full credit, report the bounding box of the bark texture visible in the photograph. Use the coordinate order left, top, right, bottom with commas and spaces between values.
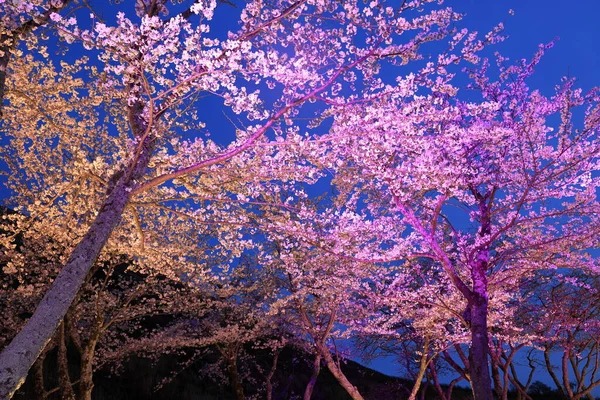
0, 133, 153, 399
467, 192, 494, 400
469, 296, 493, 400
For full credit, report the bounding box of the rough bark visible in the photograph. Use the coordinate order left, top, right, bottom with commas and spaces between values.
467, 191, 494, 400
0, 133, 153, 399
468, 296, 493, 400
303, 353, 321, 400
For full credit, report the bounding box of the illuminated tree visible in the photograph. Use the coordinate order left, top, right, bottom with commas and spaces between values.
0, 0, 74, 112
520, 271, 600, 400
0, 207, 224, 400
0, 0, 465, 396
320, 42, 600, 399
268, 242, 377, 400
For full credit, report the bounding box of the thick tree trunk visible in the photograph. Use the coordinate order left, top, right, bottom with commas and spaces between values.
0, 135, 153, 399
303, 354, 321, 400
469, 293, 493, 400
224, 352, 244, 400
468, 192, 494, 400
318, 345, 364, 400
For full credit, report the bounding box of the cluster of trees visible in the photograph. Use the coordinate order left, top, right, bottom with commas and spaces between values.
0, 0, 598, 399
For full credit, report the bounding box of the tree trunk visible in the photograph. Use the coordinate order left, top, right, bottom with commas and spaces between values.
77, 308, 104, 400
0, 134, 153, 399
318, 344, 364, 400
469, 295, 493, 400
225, 351, 244, 400
562, 349, 575, 400
78, 338, 99, 400
32, 353, 46, 400
266, 350, 279, 400
57, 323, 75, 400
544, 346, 567, 399
303, 353, 321, 400
468, 193, 494, 400
408, 339, 431, 400
491, 355, 505, 400
428, 362, 449, 400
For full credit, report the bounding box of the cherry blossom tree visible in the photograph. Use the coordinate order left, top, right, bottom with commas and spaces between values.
97, 252, 282, 400
518, 270, 600, 400
267, 240, 378, 400
0, 0, 75, 113
0, 206, 226, 400
351, 254, 531, 400
358, 265, 467, 400
0, 0, 467, 397
318, 40, 600, 399
5, 1, 598, 399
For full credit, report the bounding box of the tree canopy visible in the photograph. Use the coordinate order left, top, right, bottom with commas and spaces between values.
0, 1, 599, 400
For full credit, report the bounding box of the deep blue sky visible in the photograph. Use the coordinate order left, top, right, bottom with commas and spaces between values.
1, 0, 599, 390
462, 0, 600, 90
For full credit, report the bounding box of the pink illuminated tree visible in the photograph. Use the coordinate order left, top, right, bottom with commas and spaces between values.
267, 239, 378, 400
318, 42, 600, 399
